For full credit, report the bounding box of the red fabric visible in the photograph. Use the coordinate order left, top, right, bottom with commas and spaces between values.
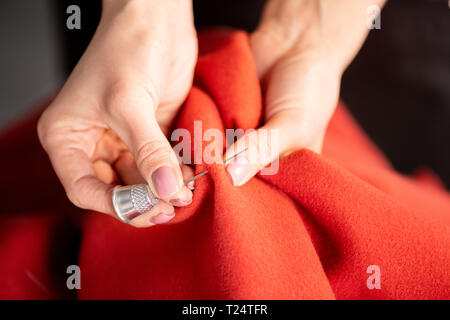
0, 30, 449, 300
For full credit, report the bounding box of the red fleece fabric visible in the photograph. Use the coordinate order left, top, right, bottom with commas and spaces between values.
0, 30, 449, 300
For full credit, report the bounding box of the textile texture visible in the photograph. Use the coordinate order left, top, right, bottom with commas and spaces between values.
0, 30, 449, 300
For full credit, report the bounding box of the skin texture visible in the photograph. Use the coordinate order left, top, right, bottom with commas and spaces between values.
38, 0, 386, 227
225, 0, 387, 186
38, 0, 197, 227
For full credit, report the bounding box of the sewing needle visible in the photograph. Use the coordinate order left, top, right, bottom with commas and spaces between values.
183, 148, 248, 186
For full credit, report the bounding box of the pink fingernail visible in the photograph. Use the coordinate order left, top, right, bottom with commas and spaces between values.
150, 212, 175, 225
187, 180, 195, 191
226, 155, 250, 186
170, 198, 192, 207
152, 166, 180, 198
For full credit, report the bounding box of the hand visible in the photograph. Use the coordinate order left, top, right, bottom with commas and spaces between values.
225, 0, 386, 186
38, 0, 198, 227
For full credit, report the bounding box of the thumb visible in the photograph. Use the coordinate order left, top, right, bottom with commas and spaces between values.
224, 51, 333, 187
104, 86, 188, 201
224, 110, 309, 187
224, 49, 340, 187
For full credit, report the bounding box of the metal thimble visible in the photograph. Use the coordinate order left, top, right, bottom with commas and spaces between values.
112, 184, 159, 223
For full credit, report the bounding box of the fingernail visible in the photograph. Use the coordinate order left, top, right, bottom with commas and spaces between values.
226, 155, 250, 186
150, 212, 175, 225
152, 166, 180, 198
170, 198, 192, 207
187, 180, 195, 191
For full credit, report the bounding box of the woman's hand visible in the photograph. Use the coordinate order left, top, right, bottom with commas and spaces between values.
38, 0, 197, 227
225, 0, 386, 186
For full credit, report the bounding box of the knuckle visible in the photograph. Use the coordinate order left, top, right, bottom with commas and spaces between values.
103, 80, 136, 118
36, 113, 47, 145
36, 107, 60, 150
66, 189, 86, 209
135, 140, 172, 172
103, 79, 159, 120
37, 107, 53, 141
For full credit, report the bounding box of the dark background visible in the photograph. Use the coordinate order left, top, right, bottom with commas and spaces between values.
1, 0, 449, 187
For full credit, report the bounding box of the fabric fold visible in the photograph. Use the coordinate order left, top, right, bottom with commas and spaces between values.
0, 30, 449, 300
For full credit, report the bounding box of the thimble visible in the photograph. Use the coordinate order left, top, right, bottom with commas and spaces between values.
112, 184, 159, 223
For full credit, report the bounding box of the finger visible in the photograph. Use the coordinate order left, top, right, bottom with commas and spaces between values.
168, 164, 194, 207
128, 198, 175, 228
114, 151, 193, 207
39, 113, 177, 224
111, 183, 177, 227
223, 111, 301, 187
169, 187, 193, 207
103, 85, 192, 204
46, 142, 177, 226
90, 130, 125, 185
114, 151, 146, 185
93, 159, 119, 185
224, 50, 340, 187
45, 142, 117, 215
181, 164, 195, 190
